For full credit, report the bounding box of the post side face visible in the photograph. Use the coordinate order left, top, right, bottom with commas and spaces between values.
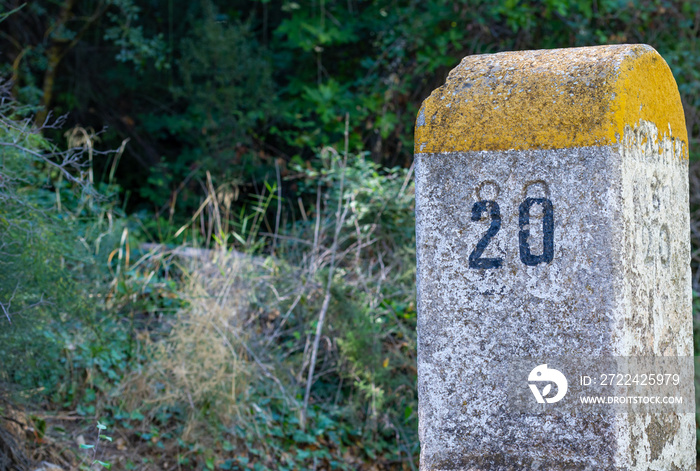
614, 121, 695, 470
415, 146, 623, 469
616, 121, 692, 357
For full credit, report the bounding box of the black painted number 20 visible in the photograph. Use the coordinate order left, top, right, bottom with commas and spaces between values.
468, 198, 554, 269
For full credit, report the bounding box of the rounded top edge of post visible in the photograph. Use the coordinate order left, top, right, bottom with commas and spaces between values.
414, 44, 688, 159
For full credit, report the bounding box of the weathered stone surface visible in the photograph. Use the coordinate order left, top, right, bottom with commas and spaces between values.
414, 44, 687, 156
415, 44, 694, 470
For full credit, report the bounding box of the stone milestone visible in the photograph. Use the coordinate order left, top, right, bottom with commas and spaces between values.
414, 44, 695, 470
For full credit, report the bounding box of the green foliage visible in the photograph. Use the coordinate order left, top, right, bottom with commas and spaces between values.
104, 0, 170, 71
7, 0, 700, 205
79, 422, 113, 470
262, 150, 418, 465
177, 10, 273, 164
135, 4, 275, 210
75, 147, 419, 468
0, 0, 167, 108
0, 84, 129, 407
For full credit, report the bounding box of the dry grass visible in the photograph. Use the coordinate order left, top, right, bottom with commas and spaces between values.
115, 247, 280, 441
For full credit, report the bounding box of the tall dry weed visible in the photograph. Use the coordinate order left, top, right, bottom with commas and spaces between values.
116, 248, 278, 440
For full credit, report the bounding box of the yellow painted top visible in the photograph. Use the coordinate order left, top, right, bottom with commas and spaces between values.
415, 44, 688, 158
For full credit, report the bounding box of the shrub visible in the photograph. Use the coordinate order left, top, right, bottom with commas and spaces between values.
0, 79, 124, 404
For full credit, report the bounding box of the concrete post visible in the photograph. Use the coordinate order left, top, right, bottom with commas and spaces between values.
414, 45, 695, 470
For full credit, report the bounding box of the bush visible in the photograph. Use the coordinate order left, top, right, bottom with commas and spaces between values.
0, 80, 124, 405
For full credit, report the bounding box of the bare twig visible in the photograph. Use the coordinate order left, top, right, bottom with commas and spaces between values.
273, 159, 282, 254
0, 281, 20, 323
222, 322, 296, 406
302, 113, 350, 427
0, 142, 90, 184
398, 160, 415, 197
311, 182, 322, 271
